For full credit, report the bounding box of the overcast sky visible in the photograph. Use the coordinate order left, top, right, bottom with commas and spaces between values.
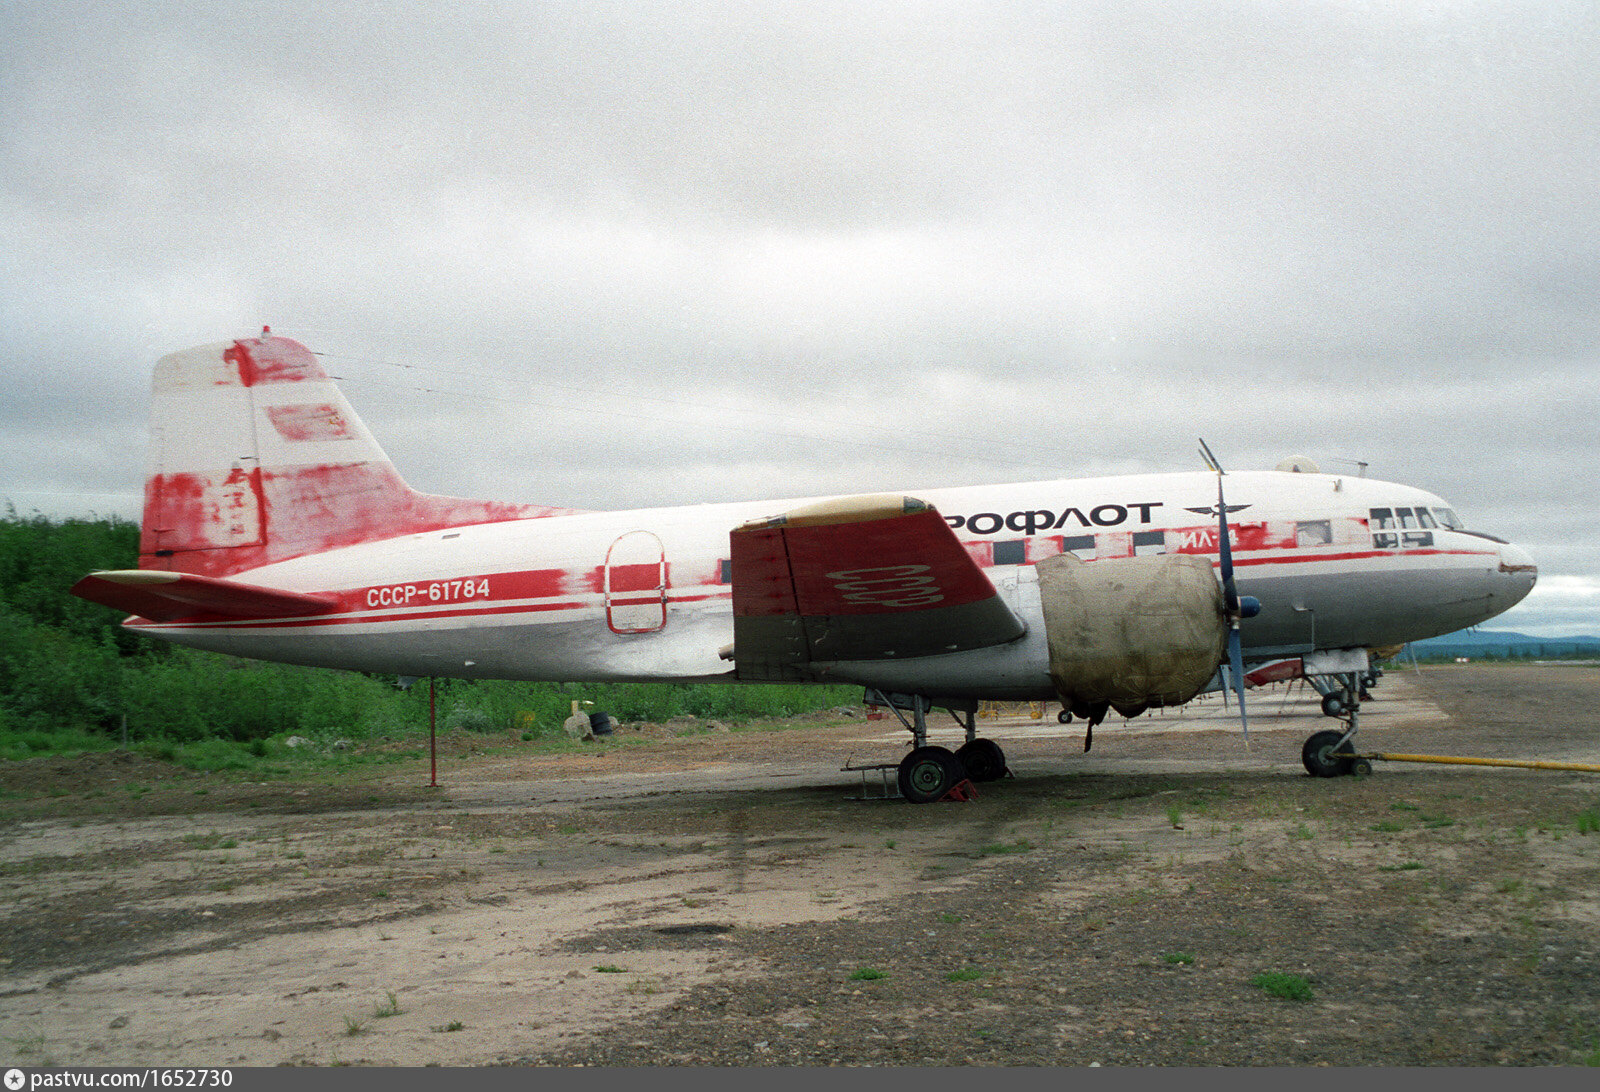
3, 1, 1597, 636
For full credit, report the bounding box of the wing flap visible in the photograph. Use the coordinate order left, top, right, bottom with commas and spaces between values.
729, 494, 1026, 679
70, 570, 336, 622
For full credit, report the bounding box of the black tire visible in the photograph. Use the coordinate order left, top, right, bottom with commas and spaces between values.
898, 746, 966, 803
955, 739, 1007, 782
1057, 709, 1073, 724
1302, 730, 1355, 778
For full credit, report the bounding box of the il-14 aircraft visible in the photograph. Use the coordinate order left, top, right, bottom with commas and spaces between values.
72, 332, 1537, 801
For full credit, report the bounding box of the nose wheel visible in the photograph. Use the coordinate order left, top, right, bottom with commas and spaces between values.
1302, 729, 1356, 777
1302, 671, 1368, 777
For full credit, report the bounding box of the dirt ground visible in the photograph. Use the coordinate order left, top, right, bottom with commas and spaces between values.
2, 663, 1599, 1067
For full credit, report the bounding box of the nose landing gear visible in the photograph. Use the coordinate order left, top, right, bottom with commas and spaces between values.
1302, 671, 1369, 777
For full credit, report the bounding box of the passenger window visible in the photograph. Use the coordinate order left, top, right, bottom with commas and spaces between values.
719, 559, 733, 583
1369, 508, 1394, 530
1295, 520, 1331, 547
1402, 531, 1434, 548
993, 540, 1026, 566
1133, 530, 1165, 556
1063, 534, 1096, 560
1373, 532, 1399, 549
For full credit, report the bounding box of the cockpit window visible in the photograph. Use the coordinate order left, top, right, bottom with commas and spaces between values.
1375, 506, 1452, 534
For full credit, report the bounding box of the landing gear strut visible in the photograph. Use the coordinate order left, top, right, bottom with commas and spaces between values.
1301, 671, 1367, 777
865, 690, 1004, 802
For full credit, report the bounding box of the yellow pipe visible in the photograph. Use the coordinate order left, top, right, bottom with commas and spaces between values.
1365, 752, 1600, 774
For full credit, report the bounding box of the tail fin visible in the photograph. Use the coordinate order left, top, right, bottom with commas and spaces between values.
141, 331, 574, 577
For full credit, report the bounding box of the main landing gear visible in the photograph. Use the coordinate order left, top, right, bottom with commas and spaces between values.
1301, 671, 1373, 778
865, 690, 1010, 803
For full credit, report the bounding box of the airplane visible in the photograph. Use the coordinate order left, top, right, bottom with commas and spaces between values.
71, 331, 1538, 801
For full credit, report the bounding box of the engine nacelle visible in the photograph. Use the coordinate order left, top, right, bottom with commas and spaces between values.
1036, 552, 1227, 720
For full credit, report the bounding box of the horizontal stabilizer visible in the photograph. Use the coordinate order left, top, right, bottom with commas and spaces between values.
729, 494, 1026, 680
70, 570, 336, 623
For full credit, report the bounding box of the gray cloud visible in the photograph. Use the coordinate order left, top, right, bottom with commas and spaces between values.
3, 1, 1597, 634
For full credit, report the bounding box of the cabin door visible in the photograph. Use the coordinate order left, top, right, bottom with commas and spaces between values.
605, 531, 667, 634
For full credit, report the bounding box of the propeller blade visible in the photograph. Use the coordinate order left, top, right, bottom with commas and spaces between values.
1215, 474, 1239, 612
1228, 624, 1250, 747
1201, 438, 1252, 746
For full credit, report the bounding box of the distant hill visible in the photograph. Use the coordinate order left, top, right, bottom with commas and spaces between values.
1407, 629, 1600, 661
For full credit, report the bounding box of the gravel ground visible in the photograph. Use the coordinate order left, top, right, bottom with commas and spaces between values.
2, 663, 1598, 1067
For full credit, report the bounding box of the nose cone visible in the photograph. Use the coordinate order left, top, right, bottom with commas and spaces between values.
1496, 542, 1538, 610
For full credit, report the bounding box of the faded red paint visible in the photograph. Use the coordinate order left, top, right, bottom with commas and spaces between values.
223, 336, 325, 387
265, 403, 353, 442
142, 466, 267, 556
1230, 523, 1296, 551
143, 461, 574, 577
140, 333, 582, 576
733, 508, 996, 619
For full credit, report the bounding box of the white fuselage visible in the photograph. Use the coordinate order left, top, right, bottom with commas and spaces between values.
128, 470, 1536, 699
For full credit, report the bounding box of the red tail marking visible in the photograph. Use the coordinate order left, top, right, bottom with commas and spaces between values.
223, 337, 322, 386
265, 403, 353, 441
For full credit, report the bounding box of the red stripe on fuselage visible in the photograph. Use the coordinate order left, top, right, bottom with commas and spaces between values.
131, 540, 1493, 632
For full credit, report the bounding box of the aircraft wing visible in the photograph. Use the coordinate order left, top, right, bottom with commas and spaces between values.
728, 494, 1026, 681
70, 570, 337, 623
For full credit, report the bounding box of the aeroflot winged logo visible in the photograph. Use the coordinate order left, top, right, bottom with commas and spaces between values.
1184, 504, 1253, 518
944, 502, 1166, 535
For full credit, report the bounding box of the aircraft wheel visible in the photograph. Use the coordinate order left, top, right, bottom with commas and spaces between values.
1351, 758, 1374, 777
1302, 730, 1355, 778
898, 746, 966, 803
955, 738, 1007, 782
1320, 694, 1346, 718
1057, 709, 1073, 724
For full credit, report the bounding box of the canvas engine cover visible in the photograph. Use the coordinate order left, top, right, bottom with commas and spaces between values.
1037, 552, 1227, 719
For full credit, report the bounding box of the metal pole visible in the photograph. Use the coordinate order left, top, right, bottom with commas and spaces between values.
1366, 752, 1600, 774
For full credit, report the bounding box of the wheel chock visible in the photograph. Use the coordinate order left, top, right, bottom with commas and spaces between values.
941, 779, 979, 802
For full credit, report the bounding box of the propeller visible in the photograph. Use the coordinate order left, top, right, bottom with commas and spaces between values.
1199, 440, 1262, 745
